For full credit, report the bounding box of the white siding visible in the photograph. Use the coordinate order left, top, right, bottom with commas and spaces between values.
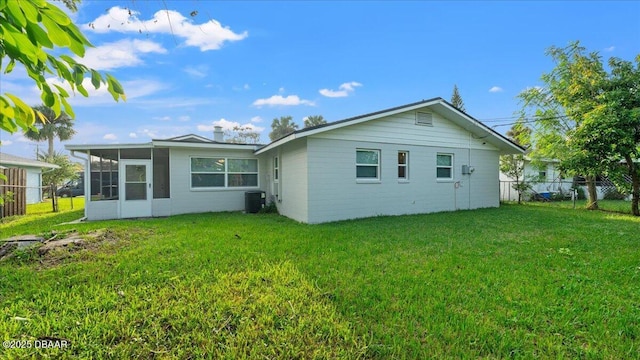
86, 200, 118, 221
152, 199, 172, 217
312, 110, 498, 151
168, 147, 266, 216
274, 139, 308, 223
469, 150, 500, 209
25, 167, 42, 204
308, 138, 498, 223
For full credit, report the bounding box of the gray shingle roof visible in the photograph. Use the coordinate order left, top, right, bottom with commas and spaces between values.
0, 152, 59, 169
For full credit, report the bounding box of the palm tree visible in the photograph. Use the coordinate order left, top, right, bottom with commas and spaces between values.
269, 116, 298, 141
304, 115, 327, 128
25, 105, 76, 159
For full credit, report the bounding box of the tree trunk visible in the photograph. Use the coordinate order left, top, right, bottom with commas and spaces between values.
585, 175, 599, 210
47, 136, 54, 159
625, 155, 639, 216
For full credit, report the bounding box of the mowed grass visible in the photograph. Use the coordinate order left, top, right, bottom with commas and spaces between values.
1, 202, 639, 358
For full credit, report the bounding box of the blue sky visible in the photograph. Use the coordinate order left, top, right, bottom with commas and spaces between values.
1, 0, 639, 155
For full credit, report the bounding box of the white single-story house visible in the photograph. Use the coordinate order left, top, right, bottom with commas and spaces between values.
66, 98, 524, 223
0, 152, 60, 204
499, 158, 574, 201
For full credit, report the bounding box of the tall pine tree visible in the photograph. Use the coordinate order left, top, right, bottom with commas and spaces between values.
450, 84, 466, 112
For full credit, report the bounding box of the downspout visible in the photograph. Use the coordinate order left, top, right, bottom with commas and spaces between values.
70, 150, 89, 220
468, 132, 472, 210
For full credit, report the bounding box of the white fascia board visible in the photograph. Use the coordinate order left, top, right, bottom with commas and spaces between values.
151, 141, 260, 151
0, 160, 59, 169
65, 143, 153, 151
435, 103, 524, 154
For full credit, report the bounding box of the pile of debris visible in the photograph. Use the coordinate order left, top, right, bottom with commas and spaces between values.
0, 230, 110, 262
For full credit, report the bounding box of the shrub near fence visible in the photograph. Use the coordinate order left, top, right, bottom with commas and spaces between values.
1, 168, 27, 217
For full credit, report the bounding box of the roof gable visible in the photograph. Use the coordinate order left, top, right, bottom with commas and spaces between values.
163, 134, 215, 143
255, 98, 524, 155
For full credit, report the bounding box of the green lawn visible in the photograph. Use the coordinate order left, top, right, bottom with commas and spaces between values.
1, 202, 639, 358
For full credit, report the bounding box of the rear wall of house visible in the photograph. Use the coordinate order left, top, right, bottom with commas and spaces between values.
263, 139, 309, 223
306, 109, 500, 223
169, 147, 265, 216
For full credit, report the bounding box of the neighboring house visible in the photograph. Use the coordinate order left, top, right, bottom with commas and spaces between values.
499, 158, 573, 201
0, 152, 59, 204
66, 97, 524, 223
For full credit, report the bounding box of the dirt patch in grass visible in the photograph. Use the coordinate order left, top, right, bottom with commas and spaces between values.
3, 228, 152, 268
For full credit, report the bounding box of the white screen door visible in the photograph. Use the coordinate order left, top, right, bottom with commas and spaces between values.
119, 160, 152, 218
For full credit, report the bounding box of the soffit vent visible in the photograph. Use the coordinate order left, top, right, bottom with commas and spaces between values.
415, 112, 433, 126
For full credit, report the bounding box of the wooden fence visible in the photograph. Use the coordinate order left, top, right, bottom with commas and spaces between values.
1, 168, 27, 217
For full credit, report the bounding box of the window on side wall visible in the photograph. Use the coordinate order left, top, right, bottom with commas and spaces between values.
436, 154, 453, 180
356, 149, 380, 180
538, 171, 547, 181
398, 151, 408, 180
273, 156, 279, 182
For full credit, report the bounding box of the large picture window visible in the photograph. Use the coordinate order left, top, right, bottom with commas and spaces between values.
191, 157, 258, 188
436, 154, 453, 179
356, 149, 380, 180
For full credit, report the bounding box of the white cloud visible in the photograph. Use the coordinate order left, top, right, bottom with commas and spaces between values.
319, 81, 362, 98
153, 116, 172, 121
197, 118, 265, 132
129, 132, 138, 138
183, 65, 208, 78
489, 86, 504, 93
1, 140, 13, 146
103, 133, 117, 140
85, 6, 248, 51
278, 87, 286, 93
142, 129, 157, 138
76, 39, 166, 70
250, 116, 262, 123
604, 46, 615, 52
244, 84, 250, 90
48, 77, 167, 107
252, 95, 315, 107
178, 115, 191, 122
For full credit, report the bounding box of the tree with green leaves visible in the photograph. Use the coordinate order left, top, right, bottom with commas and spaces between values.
579, 56, 640, 215
269, 116, 298, 141
0, 0, 125, 205
225, 126, 261, 144
450, 84, 465, 112
518, 42, 608, 210
37, 150, 79, 211
500, 120, 531, 204
303, 115, 326, 128
0, 0, 126, 136
25, 105, 76, 159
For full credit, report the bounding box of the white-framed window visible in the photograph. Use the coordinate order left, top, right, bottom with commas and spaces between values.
191, 157, 258, 188
436, 154, 453, 180
538, 171, 547, 181
273, 156, 279, 182
398, 151, 408, 180
356, 149, 380, 180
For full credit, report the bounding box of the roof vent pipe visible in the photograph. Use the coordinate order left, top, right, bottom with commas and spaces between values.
213, 126, 224, 142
